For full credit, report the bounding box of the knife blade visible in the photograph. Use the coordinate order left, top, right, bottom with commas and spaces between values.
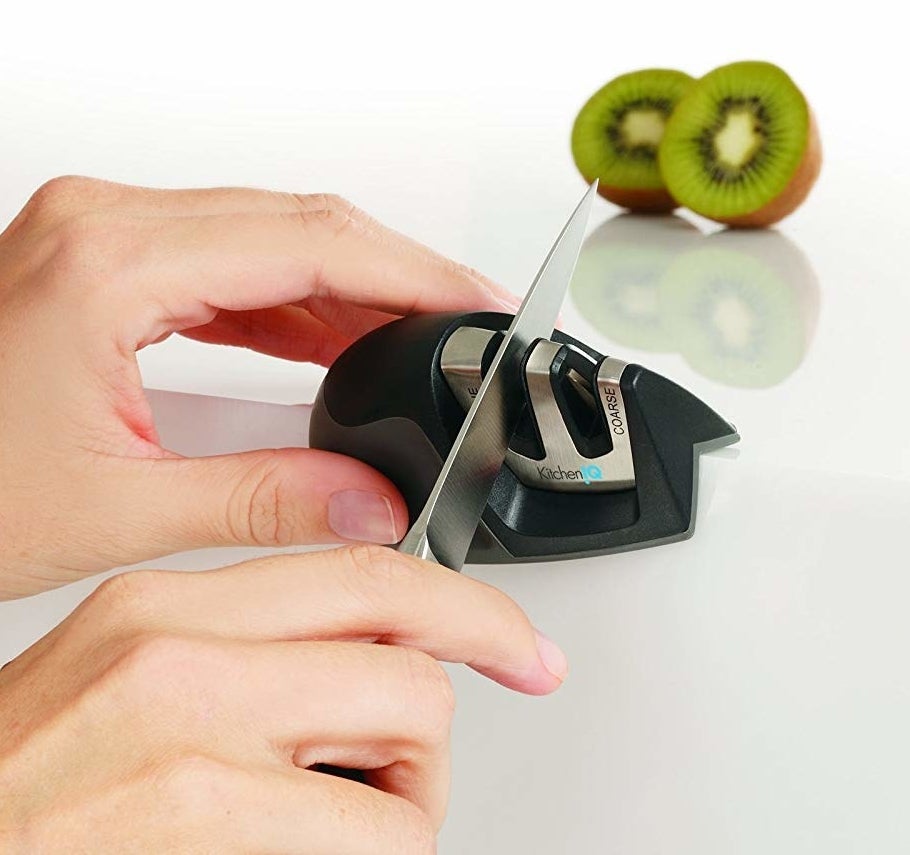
397, 180, 598, 570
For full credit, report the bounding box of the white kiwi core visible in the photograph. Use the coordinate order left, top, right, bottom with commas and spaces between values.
621, 110, 666, 147
713, 110, 763, 169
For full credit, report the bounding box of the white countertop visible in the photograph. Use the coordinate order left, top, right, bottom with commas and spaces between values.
1, 4, 909, 850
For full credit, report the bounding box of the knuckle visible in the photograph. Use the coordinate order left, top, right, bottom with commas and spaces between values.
229, 454, 298, 547
442, 255, 486, 287
319, 192, 354, 215
345, 544, 421, 591
24, 175, 100, 220
289, 192, 362, 239
340, 545, 428, 616
86, 569, 168, 626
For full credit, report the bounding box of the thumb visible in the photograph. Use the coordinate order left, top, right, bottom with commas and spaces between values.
115, 448, 409, 554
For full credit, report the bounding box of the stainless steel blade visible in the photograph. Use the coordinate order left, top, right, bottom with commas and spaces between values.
397, 180, 598, 570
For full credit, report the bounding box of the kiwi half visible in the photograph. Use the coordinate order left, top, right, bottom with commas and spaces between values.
659, 61, 821, 227
571, 69, 695, 212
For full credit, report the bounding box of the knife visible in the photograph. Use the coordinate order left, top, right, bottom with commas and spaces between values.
397, 180, 598, 570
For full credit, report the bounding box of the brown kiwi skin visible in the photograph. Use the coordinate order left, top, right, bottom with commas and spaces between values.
597, 184, 679, 213
716, 112, 823, 228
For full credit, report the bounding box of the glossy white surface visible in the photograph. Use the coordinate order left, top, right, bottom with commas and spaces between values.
2, 2, 909, 851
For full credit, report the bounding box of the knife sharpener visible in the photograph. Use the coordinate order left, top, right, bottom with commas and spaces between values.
310, 312, 739, 564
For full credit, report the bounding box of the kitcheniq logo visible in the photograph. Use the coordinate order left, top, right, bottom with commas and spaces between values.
537, 463, 603, 485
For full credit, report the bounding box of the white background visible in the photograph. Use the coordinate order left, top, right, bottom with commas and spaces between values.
2, 2, 910, 853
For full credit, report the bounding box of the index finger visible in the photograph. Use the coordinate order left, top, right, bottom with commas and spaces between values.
87, 545, 568, 696
73, 195, 520, 350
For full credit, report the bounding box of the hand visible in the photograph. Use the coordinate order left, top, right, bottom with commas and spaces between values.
0, 176, 519, 599
0, 546, 568, 853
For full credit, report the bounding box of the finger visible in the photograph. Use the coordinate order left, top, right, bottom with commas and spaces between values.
28, 176, 379, 220
99, 450, 409, 557
83, 206, 519, 350
180, 306, 356, 365
97, 637, 452, 828
180, 301, 399, 365
251, 765, 437, 854
31, 177, 388, 221
297, 295, 400, 340
153, 758, 436, 855
30, 177, 520, 321
89, 546, 567, 696
205, 641, 452, 828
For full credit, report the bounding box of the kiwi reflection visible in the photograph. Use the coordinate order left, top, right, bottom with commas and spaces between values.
570, 214, 820, 389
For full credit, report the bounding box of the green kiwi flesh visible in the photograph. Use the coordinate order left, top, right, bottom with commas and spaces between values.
571, 69, 696, 211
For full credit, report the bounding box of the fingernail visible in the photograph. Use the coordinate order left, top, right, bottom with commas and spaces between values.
328, 490, 397, 544
534, 628, 569, 682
